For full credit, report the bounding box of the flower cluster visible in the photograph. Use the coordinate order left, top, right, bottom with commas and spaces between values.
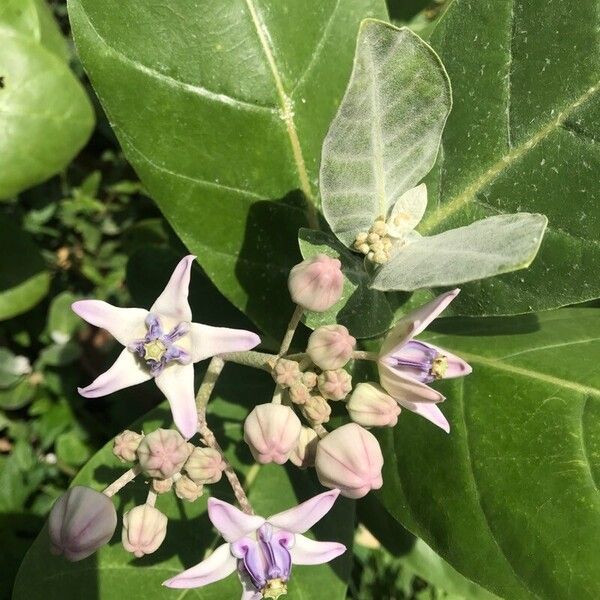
47, 252, 471, 599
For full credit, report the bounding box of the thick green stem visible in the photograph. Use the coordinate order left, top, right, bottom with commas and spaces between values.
219, 350, 276, 371
278, 304, 304, 357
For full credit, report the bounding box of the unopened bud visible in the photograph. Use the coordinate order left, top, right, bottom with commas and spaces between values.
184, 447, 225, 484
175, 475, 203, 502
347, 383, 401, 427
301, 395, 331, 425
354, 232, 368, 245
371, 219, 387, 237
136, 429, 189, 479
273, 358, 301, 388
301, 371, 318, 390
113, 430, 143, 462
288, 254, 343, 312
49, 486, 117, 561
289, 383, 311, 405
315, 423, 383, 499
122, 504, 168, 557
289, 426, 319, 469
318, 369, 352, 401
244, 404, 301, 464
152, 477, 173, 494
307, 325, 356, 371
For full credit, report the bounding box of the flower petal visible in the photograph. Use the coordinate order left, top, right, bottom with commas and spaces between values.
378, 363, 444, 404
379, 289, 460, 357
289, 534, 346, 565
419, 342, 472, 379
163, 543, 236, 589
72, 300, 147, 346
78, 349, 151, 398
208, 498, 265, 543
155, 363, 197, 440
189, 324, 261, 363
267, 489, 340, 534
150, 255, 196, 322
398, 399, 450, 433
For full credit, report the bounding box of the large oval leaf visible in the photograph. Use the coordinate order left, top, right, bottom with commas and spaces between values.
419, 0, 600, 314
378, 308, 600, 599
67, 0, 387, 339
14, 365, 355, 599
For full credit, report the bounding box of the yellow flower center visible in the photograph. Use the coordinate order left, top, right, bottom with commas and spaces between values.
143, 339, 167, 362
431, 355, 448, 380
262, 578, 287, 599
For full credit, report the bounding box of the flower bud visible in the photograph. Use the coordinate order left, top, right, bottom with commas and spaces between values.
136, 428, 189, 479
300, 395, 331, 425
318, 369, 352, 401
289, 382, 311, 405
347, 383, 401, 427
174, 475, 204, 502
152, 477, 173, 494
315, 423, 383, 499
113, 430, 143, 462
272, 358, 301, 388
301, 370, 318, 390
122, 504, 168, 557
288, 254, 343, 312
49, 486, 117, 561
307, 325, 356, 371
289, 426, 319, 469
244, 404, 301, 464
184, 447, 225, 484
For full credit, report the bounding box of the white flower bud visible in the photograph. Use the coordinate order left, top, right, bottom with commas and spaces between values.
136, 429, 190, 479
289, 383, 311, 405
318, 369, 352, 401
307, 325, 356, 371
184, 447, 225, 484
113, 430, 143, 463
122, 504, 168, 557
174, 475, 203, 502
347, 383, 401, 427
301, 371, 318, 390
273, 358, 301, 388
289, 426, 319, 469
301, 395, 331, 425
152, 477, 173, 494
288, 254, 343, 312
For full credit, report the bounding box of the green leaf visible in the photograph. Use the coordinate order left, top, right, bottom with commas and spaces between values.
55, 431, 93, 468
32, 0, 70, 61
0, 377, 36, 410
0, 0, 39, 38
372, 213, 548, 291
320, 20, 451, 247
47, 291, 82, 343
0, 215, 50, 320
421, 0, 600, 314
67, 0, 387, 339
299, 228, 402, 338
0, 28, 94, 199
14, 366, 355, 599
0, 348, 26, 388
378, 308, 600, 599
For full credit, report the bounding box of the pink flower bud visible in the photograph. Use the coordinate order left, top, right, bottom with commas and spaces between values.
315, 423, 384, 499
243, 404, 301, 464
152, 477, 173, 494
272, 358, 301, 388
289, 426, 319, 469
289, 382, 311, 405
174, 475, 204, 502
288, 254, 343, 312
49, 486, 117, 561
301, 370, 318, 390
347, 383, 401, 427
136, 428, 190, 479
184, 447, 226, 484
122, 504, 168, 557
318, 369, 352, 401
300, 395, 331, 425
307, 325, 356, 370
113, 430, 143, 462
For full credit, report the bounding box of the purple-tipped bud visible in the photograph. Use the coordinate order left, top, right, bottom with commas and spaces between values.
301, 370, 318, 390
318, 369, 352, 401
122, 504, 168, 558
347, 383, 401, 427
315, 423, 384, 499
184, 447, 226, 484
289, 382, 311, 405
300, 395, 331, 425
307, 325, 356, 370
113, 430, 143, 462
152, 477, 173, 494
49, 486, 117, 561
272, 358, 301, 388
136, 428, 190, 479
288, 254, 343, 312
174, 475, 204, 502
289, 426, 319, 469
244, 404, 301, 464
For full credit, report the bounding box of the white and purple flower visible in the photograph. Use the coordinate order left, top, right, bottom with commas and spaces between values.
72, 255, 261, 439
378, 289, 472, 432
163, 489, 346, 599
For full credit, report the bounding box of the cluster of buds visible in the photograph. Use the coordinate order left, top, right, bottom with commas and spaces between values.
353, 217, 394, 264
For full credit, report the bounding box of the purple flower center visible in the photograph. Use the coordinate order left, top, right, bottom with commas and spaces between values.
232, 523, 292, 599
387, 340, 448, 383
128, 313, 190, 377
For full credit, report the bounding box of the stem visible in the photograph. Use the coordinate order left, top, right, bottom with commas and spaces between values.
103, 464, 142, 498
196, 357, 226, 417
312, 424, 329, 439
278, 305, 304, 357
219, 350, 276, 372
352, 350, 379, 361
271, 383, 283, 405
146, 489, 158, 507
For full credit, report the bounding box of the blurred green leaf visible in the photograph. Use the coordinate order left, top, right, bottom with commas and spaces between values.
32, 0, 70, 61
38, 342, 80, 367
0, 378, 36, 410
0, 0, 39, 38
55, 431, 92, 467
47, 291, 81, 343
